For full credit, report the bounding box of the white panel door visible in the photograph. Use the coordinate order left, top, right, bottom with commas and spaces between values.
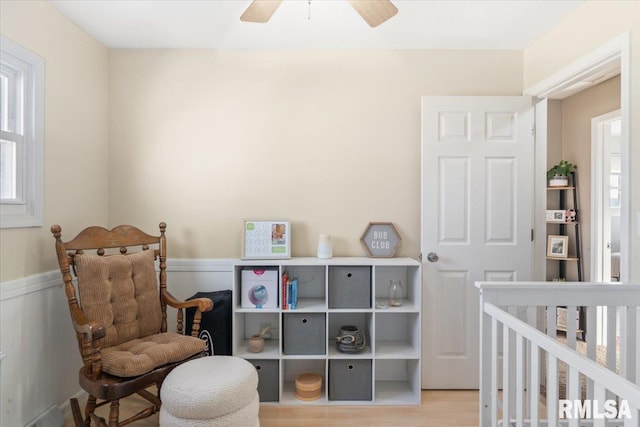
421, 96, 534, 389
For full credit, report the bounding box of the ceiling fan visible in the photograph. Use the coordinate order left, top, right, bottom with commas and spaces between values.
240, 0, 398, 28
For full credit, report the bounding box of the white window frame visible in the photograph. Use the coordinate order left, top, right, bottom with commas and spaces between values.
0, 36, 44, 228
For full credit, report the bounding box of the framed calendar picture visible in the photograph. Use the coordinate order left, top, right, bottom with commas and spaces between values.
242, 220, 291, 259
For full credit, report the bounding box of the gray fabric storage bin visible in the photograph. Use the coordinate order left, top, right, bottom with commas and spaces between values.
283, 313, 326, 355
328, 266, 371, 309
329, 359, 372, 401
248, 359, 279, 402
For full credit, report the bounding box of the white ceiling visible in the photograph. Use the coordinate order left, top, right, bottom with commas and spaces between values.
48, 0, 584, 50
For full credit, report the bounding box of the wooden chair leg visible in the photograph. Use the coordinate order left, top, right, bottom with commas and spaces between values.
156, 380, 164, 402
108, 400, 120, 427
84, 395, 97, 427
70, 398, 84, 427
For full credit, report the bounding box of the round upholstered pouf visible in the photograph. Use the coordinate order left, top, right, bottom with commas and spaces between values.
159, 356, 260, 427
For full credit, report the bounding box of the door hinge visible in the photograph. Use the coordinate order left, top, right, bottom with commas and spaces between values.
530, 125, 535, 136
531, 229, 534, 241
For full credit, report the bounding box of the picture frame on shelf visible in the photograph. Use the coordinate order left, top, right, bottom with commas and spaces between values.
546, 210, 566, 223
547, 235, 568, 258
546, 209, 577, 223
242, 220, 291, 259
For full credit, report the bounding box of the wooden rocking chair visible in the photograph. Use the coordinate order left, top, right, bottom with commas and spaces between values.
51, 222, 213, 427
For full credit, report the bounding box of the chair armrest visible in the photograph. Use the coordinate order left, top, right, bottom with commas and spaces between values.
162, 289, 214, 313
69, 304, 106, 341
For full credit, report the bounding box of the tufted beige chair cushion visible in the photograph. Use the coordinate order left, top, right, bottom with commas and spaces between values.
75, 250, 205, 377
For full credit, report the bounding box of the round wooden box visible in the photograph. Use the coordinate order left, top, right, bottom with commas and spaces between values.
295, 373, 322, 401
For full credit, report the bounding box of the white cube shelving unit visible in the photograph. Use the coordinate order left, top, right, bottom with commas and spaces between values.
232, 257, 421, 405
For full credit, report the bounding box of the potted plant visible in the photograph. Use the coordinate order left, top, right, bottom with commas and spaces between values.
547, 160, 577, 187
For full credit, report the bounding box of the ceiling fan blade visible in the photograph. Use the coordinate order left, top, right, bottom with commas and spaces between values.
240, 0, 283, 23
349, 0, 398, 28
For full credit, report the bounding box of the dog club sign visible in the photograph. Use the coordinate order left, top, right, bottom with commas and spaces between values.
360, 222, 402, 257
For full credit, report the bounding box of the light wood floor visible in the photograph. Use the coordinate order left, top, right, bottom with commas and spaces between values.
64, 390, 479, 426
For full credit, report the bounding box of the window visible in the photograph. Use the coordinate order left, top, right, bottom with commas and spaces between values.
0, 37, 44, 228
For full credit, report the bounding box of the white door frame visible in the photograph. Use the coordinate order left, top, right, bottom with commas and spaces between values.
525, 32, 631, 283
591, 109, 621, 346
591, 109, 621, 283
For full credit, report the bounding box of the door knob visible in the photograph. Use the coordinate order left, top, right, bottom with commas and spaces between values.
427, 252, 439, 262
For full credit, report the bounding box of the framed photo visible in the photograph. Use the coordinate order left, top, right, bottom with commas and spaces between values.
242, 220, 291, 259
546, 210, 566, 223
547, 235, 568, 258
546, 209, 577, 222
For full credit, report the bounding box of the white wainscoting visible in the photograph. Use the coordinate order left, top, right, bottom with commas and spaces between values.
0, 258, 235, 427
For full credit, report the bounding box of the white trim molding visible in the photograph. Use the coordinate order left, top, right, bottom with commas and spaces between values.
0, 259, 237, 300
165, 258, 236, 272
524, 33, 627, 100
0, 270, 61, 301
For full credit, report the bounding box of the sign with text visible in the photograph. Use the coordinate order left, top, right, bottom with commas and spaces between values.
360, 222, 401, 257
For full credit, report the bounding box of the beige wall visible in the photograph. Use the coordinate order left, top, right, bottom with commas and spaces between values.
525, 1, 640, 281
556, 76, 621, 281
108, 49, 523, 259
5, 0, 635, 279
0, 0, 109, 282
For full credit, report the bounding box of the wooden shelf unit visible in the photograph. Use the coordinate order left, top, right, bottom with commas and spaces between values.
546, 172, 583, 280
546, 171, 586, 338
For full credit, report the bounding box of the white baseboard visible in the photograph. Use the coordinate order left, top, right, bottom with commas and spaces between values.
26, 405, 64, 427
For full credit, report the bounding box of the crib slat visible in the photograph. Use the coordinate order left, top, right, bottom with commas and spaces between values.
593, 383, 606, 427
565, 305, 578, 397
516, 333, 524, 427
508, 306, 518, 417
547, 305, 557, 338
546, 305, 557, 400
530, 343, 540, 427
606, 306, 617, 372
547, 354, 558, 426
526, 306, 537, 328
503, 324, 511, 427
566, 305, 578, 350
586, 305, 598, 399
568, 366, 580, 427
526, 305, 537, 418
491, 317, 499, 426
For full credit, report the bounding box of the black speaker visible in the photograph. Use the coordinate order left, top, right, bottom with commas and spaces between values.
185, 290, 232, 356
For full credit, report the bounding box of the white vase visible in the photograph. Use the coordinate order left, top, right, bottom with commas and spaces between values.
317, 234, 333, 259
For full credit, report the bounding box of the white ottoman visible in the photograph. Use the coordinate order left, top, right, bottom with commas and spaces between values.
160, 356, 260, 427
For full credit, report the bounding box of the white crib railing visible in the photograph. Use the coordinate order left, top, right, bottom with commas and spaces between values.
478, 282, 640, 427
